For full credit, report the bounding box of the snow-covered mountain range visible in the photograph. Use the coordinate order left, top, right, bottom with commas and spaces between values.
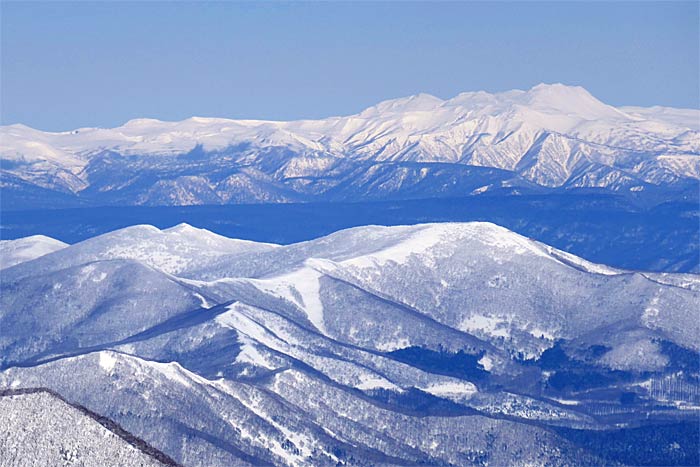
2, 84, 698, 208
1, 222, 698, 466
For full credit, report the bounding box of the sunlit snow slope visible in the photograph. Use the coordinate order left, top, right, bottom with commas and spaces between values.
0, 388, 178, 467
2, 84, 698, 208
0, 222, 698, 466
0, 235, 67, 269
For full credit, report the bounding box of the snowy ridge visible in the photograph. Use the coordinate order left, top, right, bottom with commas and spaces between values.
3, 223, 278, 279
0, 388, 178, 466
1, 221, 698, 466
0, 235, 68, 270
2, 84, 699, 207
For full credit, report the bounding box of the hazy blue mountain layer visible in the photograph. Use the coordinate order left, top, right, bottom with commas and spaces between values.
2, 194, 698, 273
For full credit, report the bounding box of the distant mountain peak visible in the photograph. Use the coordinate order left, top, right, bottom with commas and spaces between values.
163, 222, 206, 234
359, 92, 444, 116
1, 84, 698, 209
523, 82, 623, 119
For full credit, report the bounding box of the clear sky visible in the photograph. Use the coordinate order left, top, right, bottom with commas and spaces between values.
2, 1, 698, 131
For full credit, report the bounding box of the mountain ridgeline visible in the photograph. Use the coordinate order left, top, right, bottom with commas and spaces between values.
1, 84, 699, 209
1, 83, 699, 466
0, 223, 698, 466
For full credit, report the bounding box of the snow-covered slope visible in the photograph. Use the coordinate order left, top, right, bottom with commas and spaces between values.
0, 258, 214, 368
0, 235, 67, 269
1, 222, 698, 466
620, 106, 700, 132
3, 223, 277, 279
0, 351, 604, 467
0, 389, 176, 467
2, 84, 698, 208
184, 222, 698, 360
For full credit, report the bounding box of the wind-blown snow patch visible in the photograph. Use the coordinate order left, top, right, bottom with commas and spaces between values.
235, 337, 279, 370
247, 264, 328, 334
421, 381, 477, 400
460, 314, 512, 339
98, 352, 118, 373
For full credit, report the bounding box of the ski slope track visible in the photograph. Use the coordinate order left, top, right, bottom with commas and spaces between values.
1, 222, 698, 466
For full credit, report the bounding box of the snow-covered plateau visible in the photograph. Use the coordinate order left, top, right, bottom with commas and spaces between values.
1, 222, 698, 466
2, 83, 699, 208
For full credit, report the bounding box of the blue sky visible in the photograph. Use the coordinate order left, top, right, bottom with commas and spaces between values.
2, 1, 698, 131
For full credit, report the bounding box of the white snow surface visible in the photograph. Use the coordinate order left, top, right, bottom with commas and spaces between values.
619, 106, 700, 131
2, 83, 698, 193
0, 235, 68, 269
246, 265, 328, 334
3, 223, 278, 278
3, 84, 693, 162
1, 220, 699, 467
0, 390, 169, 466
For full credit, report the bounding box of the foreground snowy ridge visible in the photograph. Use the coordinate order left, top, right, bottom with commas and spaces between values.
0, 388, 179, 466
2, 83, 699, 207
1, 222, 698, 466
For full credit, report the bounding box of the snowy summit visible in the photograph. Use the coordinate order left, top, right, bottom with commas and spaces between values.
1, 84, 698, 208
